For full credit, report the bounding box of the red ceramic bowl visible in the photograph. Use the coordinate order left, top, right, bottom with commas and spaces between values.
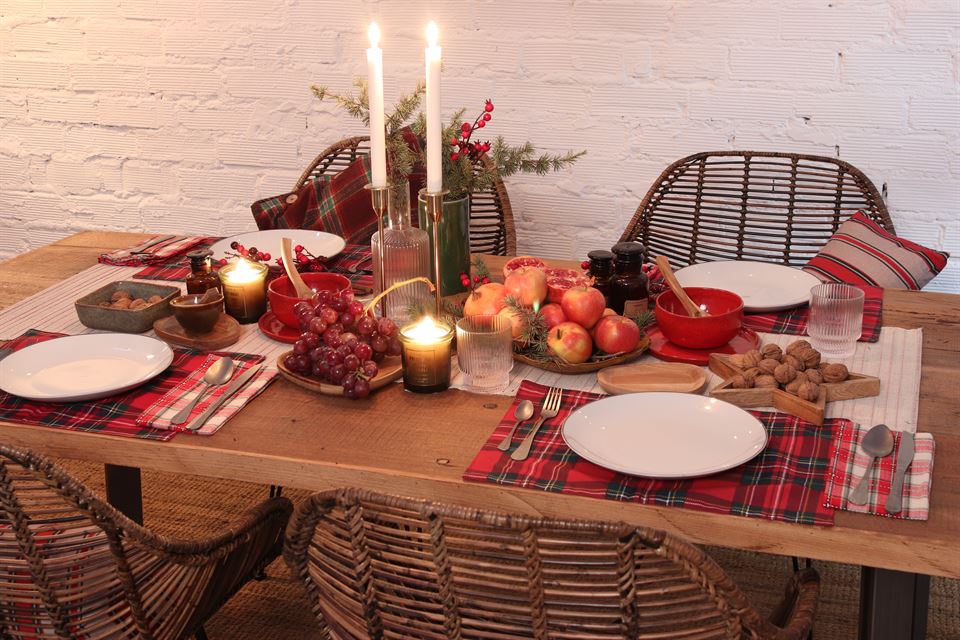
654, 287, 744, 349
268, 272, 351, 329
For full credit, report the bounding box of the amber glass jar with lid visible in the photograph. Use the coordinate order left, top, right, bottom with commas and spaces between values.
586, 249, 615, 304
185, 250, 222, 295
608, 242, 648, 316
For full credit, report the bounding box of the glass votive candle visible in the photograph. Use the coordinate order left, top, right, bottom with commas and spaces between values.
219, 258, 268, 324
398, 315, 454, 393
456, 314, 514, 392
807, 283, 864, 359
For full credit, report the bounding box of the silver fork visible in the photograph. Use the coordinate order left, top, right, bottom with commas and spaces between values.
511, 387, 562, 461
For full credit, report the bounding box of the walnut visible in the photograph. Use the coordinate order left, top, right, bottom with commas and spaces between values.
742, 367, 760, 386
728, 374, 752, 389
111, 290, 132, 302
757, 358, 779, 375
797, 381, 821, 402
785, 376, 806, 395
797, 347, 821, 369
804, 369, 823, 385
742, 350, 762, 368
774, 362, 798, 384
129, 298, 148, 310
784, 354, 805, 371
755, 374, 779, 389
111, 298, 132, 309
98, 301, 112, 307
786, 339, 811, 355
728, 354, 747, 369
760, 343, 783, 361
147, 295, 163, 304
821, 363, 849, 383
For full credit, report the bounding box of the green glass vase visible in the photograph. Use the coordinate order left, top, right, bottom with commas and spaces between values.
418, 193, 471, 296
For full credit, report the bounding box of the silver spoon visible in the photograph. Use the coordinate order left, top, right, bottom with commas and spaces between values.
170, 357, 235, 425
848, 423, 894, 505
496, 400, 535, 452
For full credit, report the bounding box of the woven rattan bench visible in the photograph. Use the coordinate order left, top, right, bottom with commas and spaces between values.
285, 488, 819, 639
297, 136, 517, 256
620, 151, 894, 268
0, 444, 292, 640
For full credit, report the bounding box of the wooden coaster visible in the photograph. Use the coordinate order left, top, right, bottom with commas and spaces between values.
153, 314, 241, 351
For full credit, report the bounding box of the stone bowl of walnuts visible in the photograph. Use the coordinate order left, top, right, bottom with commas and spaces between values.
708, 339, 880, 425
75, 281, 180, 333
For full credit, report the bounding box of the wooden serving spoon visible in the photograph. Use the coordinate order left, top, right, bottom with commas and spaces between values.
655, 255, 707, 317
280, 237, 313, 299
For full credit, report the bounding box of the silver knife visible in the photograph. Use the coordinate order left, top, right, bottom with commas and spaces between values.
185, 364, 264, 432
885, 432, 915, 514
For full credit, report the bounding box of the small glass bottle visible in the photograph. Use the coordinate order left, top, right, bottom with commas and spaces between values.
371, 179, 431, 324
608, 242, 648, 316
586, 249, 615, 304
185, 250, 222, 295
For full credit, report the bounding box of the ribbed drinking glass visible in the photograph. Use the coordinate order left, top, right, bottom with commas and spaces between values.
807, 283, 864, 359
455, 315, 513, 391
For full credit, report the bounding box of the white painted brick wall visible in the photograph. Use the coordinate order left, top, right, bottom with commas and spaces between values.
1, 0, 957, 292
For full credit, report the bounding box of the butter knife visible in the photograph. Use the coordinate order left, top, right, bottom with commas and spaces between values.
885, 432, 915, 514
185, 364, 264, 432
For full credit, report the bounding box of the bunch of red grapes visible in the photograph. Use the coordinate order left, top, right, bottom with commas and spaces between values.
280, 288, 402, 399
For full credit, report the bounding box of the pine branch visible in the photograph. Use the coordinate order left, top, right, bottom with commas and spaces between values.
385, 80, 425, 134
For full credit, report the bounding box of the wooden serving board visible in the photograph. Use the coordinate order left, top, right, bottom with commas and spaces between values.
276, 353, 402, 396
153, 314, 240, 350
597, 362, 707, 395
513, 334, 651, 374
708, 353, 880, 425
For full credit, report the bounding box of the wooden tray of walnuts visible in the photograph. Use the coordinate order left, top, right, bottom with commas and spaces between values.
708, 339, 880, 425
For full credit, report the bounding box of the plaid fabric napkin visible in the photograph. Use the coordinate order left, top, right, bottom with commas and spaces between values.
0, 330, 270, 441
824, 422, 934, 520
98, 235, 209, 266
136, 355, 275, 436
464, 380, 840, 526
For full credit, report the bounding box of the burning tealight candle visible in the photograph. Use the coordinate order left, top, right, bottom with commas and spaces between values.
218, 258, 268, 324
398, 315, 454, 393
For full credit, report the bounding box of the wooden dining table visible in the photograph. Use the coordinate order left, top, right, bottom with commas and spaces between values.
1, 231, 957, 640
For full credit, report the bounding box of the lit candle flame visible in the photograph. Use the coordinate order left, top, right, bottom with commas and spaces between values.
403, 315, 449, 342
222, 257, 263, 283
368, 22, 380, 48
426, 21, 438, 48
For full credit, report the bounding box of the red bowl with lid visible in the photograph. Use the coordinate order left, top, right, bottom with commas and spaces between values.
268, 272, 351, 328
654, 287, 744, 349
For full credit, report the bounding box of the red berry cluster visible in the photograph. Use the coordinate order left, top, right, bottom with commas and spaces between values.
219, 242, 326, 273
450, 99, 495, 162
459, 270, 492, 291
280, 244, 329, 273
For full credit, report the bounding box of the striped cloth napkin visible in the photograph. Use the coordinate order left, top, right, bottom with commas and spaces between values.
136, 355, 276, 436
98, 235, 207, 266
824, 422, 934, 520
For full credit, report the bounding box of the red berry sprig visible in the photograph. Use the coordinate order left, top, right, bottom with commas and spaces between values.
459, 270, 491, 292
219, 241, 327, 272
450, 99, 494, 163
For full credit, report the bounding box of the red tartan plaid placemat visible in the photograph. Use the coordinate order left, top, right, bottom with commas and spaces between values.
464, 380, 841, 526
824, 422, 934, 520
0, 330, 265, 441
99, 235, 212, 267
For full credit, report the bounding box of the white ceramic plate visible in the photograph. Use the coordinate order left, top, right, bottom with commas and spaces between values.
210, 229, 345, 262
0, 334, 174, 402
674, 261, 822, 312
561, 393, 767, 478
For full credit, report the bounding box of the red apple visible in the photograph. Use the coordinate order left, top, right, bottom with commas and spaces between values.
504, 265, 548, 308
497, 305, 525, 341
560, 286, 606, 329
547, 321, 593, 364
593, 315, 641, 354
538, 302, 566, 330
463, 283, 508, 318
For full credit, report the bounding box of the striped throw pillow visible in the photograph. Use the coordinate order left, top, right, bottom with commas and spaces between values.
803, 212, 949, 290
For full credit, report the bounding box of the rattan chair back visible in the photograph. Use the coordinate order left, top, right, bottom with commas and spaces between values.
620, 151, 894, 268
0, 444, 291, 640
297, 136, 517, 256
285, 488, 819, 639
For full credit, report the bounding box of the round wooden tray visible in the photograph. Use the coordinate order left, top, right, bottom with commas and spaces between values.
276, 352, 402, 396
512, 334, 650, 374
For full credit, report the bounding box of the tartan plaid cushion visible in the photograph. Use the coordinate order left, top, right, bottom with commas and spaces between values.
803, 212, 949, 290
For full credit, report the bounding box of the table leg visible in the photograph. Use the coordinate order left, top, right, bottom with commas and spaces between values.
104, 464, 143, 525
859, 567, 930, 640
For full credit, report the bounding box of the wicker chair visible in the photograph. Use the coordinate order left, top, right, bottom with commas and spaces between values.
620, 151, 895, 268
0, 444, 292, 640
297, 136, 517, 256
285, 488, 819, 639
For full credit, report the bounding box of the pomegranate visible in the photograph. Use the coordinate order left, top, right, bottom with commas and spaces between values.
502, 256, 547, 279
545, 267, 592, 303
463, 282, 507, 318
560, 285, 606, 329
593, 315, 641, 354
546, 321, 593, 364
538, 303, 567, 330
504, 266, 548, 308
